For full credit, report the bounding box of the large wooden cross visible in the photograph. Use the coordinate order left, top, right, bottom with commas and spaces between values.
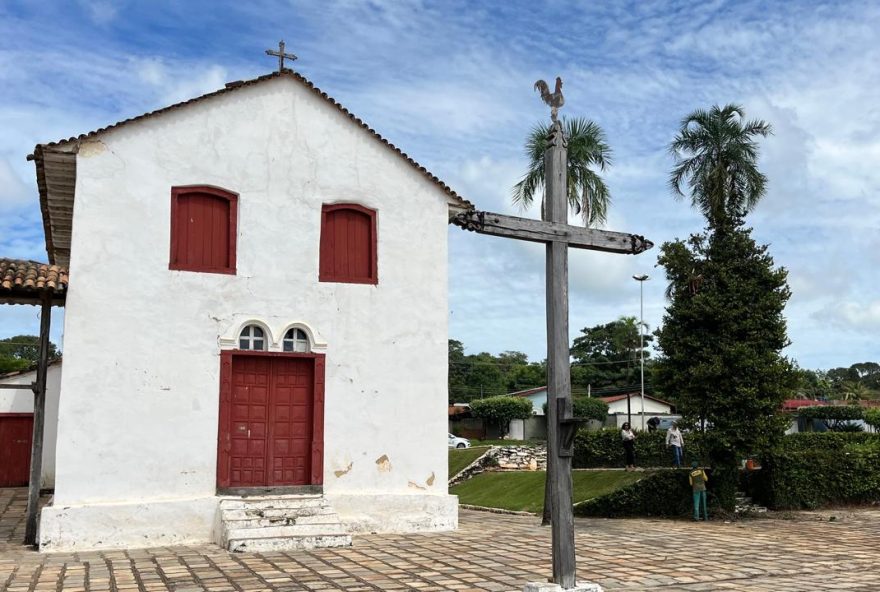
453, 119, 652, 589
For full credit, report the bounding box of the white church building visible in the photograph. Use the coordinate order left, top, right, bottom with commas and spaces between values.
28, 68, 470, 551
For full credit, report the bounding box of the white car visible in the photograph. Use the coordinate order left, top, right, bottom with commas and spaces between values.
448, 433, 470, 449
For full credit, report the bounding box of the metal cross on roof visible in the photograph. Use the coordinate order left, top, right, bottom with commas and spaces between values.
265, 40, 297, 72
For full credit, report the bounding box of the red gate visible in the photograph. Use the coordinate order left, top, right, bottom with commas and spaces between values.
0, 414, 34, 487
217, 351, 324, 489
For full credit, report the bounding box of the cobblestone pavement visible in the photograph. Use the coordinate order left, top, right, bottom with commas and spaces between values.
2, 488, 879, 591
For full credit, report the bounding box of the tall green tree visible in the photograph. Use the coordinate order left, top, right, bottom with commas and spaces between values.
512, 117, 612, 226
669, 104, 772, 228
570, 316, 653, 392
656, 104, 794, 509
447, 340, 545, 403
0, 335, 60, 373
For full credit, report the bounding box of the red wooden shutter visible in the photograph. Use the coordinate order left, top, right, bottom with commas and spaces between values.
169, 186, 238, 274
319, 204, 377, 284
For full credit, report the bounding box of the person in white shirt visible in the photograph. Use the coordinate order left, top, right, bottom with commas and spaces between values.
621, 422, 636, 470
666, 423, 684, 467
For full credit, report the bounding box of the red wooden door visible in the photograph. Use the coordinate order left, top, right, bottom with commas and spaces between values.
229, 357, 270, 487
270, 358, 314, 485
221, 355, 318, 488
0, 414, 34, 487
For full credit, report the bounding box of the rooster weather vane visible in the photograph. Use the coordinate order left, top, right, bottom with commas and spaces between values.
534, 77, 565, 123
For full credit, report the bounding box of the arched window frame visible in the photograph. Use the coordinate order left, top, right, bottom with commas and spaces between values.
169, 185, 238, 274
238, 324, 267, 351
319, 203, 378, 285
282, 327, 311, 353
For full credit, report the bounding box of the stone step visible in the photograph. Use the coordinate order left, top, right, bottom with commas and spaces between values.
228, 534, 352, 553
219, 496, 326, 511
222, 512, 343, 530
225, 523, 349, 541
220, 506, 336, 521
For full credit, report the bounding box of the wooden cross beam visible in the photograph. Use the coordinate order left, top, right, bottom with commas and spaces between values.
453, 117, 653, 590
451, 210, 653, 254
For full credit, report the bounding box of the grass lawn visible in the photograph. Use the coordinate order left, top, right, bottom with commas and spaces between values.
450, 470, 649, 513
448, 446, 491, 478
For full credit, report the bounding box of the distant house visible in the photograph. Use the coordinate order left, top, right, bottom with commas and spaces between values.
509, 386, 549, 416
0, 359, 62, 488
511, 386, 673, 415
598, 393, 673, 416
510, 386, 675, 429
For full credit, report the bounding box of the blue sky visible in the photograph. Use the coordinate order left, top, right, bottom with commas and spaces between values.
1, 0, 878, 370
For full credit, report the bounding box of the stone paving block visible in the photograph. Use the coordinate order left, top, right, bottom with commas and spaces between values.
2, 489, 880, 591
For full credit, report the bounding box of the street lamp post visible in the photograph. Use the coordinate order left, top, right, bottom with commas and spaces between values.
633, 274, 649, 431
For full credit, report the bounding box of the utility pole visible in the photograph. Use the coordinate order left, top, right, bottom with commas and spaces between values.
633, 274, 649, 431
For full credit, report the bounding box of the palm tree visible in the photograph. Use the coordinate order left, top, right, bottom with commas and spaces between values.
512, 117, 612, 227
669, 104, 772, 226
841, 381, 870, 402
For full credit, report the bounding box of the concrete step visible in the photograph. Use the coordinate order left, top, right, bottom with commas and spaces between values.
218, 495, 351, 552
228, 534, 352, 553
222, 513, 343, 530
219, 496, 325, 511
221, 506, 336, 521
225, 523, 349, 540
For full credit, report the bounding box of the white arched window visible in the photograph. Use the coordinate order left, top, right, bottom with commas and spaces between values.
239, 325, 266, 351
282, 328, 310, 352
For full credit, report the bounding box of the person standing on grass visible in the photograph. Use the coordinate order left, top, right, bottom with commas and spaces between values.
621, 422, 636, 471
689, 461, 709, 521
666, 422, 684, 467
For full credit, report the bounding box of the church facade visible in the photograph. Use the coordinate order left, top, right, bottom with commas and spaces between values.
32, 70, 469, 551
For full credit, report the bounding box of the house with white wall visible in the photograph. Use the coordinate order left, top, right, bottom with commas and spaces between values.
27, 68, 471, 552
0, 360, 62, 489
510, 386, 675, 431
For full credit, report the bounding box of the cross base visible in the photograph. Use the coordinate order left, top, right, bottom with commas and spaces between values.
523, 582, 604, 592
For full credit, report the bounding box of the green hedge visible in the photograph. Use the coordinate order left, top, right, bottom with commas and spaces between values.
798, 405, 864, 421
749, 433, 880, 510
574, 470, 719, 518
865, 408, 880, 430
776, 432, 877, 452
542, 397, 609, 422
573, 429, 707, 468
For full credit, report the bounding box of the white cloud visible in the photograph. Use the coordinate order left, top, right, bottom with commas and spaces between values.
0, 159, 30, 209
814, 300, 880, 332
78, 1, 120, 25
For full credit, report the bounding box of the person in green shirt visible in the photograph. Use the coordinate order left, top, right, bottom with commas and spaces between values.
689, 461, 709, 521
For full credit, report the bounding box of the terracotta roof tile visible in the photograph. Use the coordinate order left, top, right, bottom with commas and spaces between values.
40, 69, 473, 210
0, 258, 68, 299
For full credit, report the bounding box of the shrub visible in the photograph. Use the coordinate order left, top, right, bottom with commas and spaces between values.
748, 432, 880, 509
798, 405, 864, 431
574, 470, 719, 518
573, 428, 707, 469
469, 396, 534, 437
780, 431, 877, 451
542, 397, 609, 422
865, 408, 880, 431
573, 397, 610, 421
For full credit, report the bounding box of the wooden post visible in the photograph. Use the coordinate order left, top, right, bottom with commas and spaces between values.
544, 121, 576, 587
24, 292, 51, 546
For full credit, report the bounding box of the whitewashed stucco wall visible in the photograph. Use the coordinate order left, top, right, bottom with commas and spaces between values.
0, 363, 62, 488
606, 398, 672, 415
41, 76, 456, 550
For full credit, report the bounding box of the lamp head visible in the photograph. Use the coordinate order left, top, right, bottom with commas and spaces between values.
632, 274, 649, 281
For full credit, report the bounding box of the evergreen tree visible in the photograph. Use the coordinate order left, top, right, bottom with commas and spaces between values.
657, 104, 795, 508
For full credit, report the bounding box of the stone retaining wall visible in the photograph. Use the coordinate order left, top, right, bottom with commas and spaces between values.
449, 446, 547, 486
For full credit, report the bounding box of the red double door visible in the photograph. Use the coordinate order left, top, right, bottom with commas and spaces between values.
217, 353, 324, 489
0, 414, 34, 487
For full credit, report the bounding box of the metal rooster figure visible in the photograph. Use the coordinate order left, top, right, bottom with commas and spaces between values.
535, 76, 565, 123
